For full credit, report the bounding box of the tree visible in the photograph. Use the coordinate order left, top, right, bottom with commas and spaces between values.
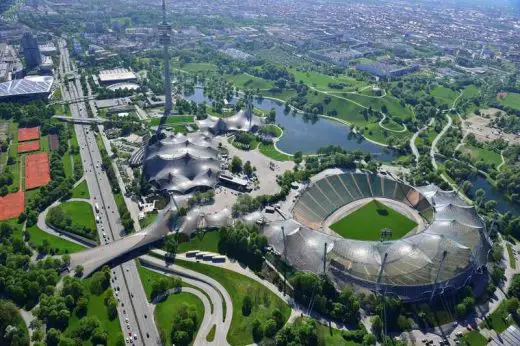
507, 297, 520, 314
46, 328, 61, 346
230, 156, 242, 173
263, 319, 278, 338
267, 108, 276, 123
242, 295, 253, 316
244, 161, 253, 177
75, 265, 84, 277
164, 235, 178, 259
252, 319, 263, 342
293, 151, 303, 165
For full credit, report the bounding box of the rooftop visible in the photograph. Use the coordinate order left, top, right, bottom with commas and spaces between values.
0, 76, 54, 98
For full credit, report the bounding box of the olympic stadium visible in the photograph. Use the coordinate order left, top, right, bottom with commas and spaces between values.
263, 171, 491, 302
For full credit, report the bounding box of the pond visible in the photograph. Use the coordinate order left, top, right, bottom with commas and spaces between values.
468, 174, 520, 216
183, 87, 398, 162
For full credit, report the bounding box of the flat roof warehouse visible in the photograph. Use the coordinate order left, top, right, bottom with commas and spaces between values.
0, 76, 54, 101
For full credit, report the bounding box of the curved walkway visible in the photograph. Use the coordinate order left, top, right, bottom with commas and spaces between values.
153, 284, 215, 345
497, 150, 506, 171
36, 197, 96, 248
410, 118, 434, 163
378, 112, 407, 133
430, 113, 453, 170
140, 255, 232, 346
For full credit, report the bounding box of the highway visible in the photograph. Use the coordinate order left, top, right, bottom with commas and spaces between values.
58, 39, 160, 345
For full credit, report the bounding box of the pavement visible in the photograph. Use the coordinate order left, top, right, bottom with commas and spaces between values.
140, 255, 232, 346
58, 39, 161, 346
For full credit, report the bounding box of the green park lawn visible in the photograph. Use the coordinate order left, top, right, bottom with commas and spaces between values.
155, 292, 204, 346
330, 200, 418, 240
507, 243, 516, 269
258, 143, 293, 161
462, 85, 480, 98
461, 144, 502, 167
139, 211, 158, 228
64, 276, 123, 346
339, 92, 415, 121
480, 300, 511, 333
498, 92, 520, 110
262, 89, 297, 102
175, 259, 291, 345
62, 146, 73, 178
177, 230, 220, 254
288, 68, 368, 92
173, 62, 217, 73
26, 224, 85, 254
292, 317, 362, 345
430, 86, 459, 106
149, 115, 195, 126
461, 331, 487, 346
225, 73, 274, 90
47, 200, 96, 235
71, 180, 90, 199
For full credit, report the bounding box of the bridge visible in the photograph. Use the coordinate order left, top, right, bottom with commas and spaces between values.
51, 95, 96, 106
53, 115, 107, 124
70, 207, 176, 278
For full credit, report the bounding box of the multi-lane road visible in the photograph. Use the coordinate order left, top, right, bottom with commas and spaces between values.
58, 40, 160, 345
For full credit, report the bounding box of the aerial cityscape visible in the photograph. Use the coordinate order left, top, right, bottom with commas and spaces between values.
0, 0, 520, 345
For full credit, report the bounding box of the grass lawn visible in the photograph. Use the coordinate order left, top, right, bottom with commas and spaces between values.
206, 325, 216, 342
262, 89, 297, 102
175, 259, 291, 345
462, 85, 480, 98
498, 92, 520, 110
430, 86, 459, 106
71, 180, 90, 199
40, 135, 49, 152
137, 265, 165, 301
62, 146, 73, 178
507, 243, 516, 269
225, 73, 274, 90
149, 115, 195, 126
177, 230, 220, 254
70, 126, 83, 177
155, 292, 204, 346
48, 200, 96, 234
173, 62, 217, 73
139, 211, 158, 228
480, 300, 511, 333
260, 124, 283, 138
64, 275, 123, 346
258, 143, 293, 161
293, 317, 362, 345
6, 122, 20, 192
288, 68, 368, 92
26, 224, 85, 254
330, 200, 418, 240
460, 144, 502, 167
460, 331, 487, 346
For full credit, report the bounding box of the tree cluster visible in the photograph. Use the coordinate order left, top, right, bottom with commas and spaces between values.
218, 223, 268, 271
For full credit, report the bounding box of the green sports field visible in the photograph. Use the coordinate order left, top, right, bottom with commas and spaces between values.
329, 200, 418, 240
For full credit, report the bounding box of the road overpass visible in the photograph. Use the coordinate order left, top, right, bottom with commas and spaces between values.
53, 115, 106, 124
70, 207, 176, 278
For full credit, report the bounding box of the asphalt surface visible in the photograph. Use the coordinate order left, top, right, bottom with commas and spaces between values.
140, 256, 232, 346
58, 40, 160, 345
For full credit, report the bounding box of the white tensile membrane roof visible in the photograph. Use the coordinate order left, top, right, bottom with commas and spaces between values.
142, 132, 221, 194
263, 173, 490, 299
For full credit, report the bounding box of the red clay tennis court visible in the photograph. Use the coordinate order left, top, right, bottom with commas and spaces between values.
25, 152, 50, 189
18, 141, 40, 153
18, 127, 40, 142
0, 191, 25, 221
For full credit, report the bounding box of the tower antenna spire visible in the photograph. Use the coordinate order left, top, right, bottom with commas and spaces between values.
162, 0, 167, 25
158, 0, 173, 118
